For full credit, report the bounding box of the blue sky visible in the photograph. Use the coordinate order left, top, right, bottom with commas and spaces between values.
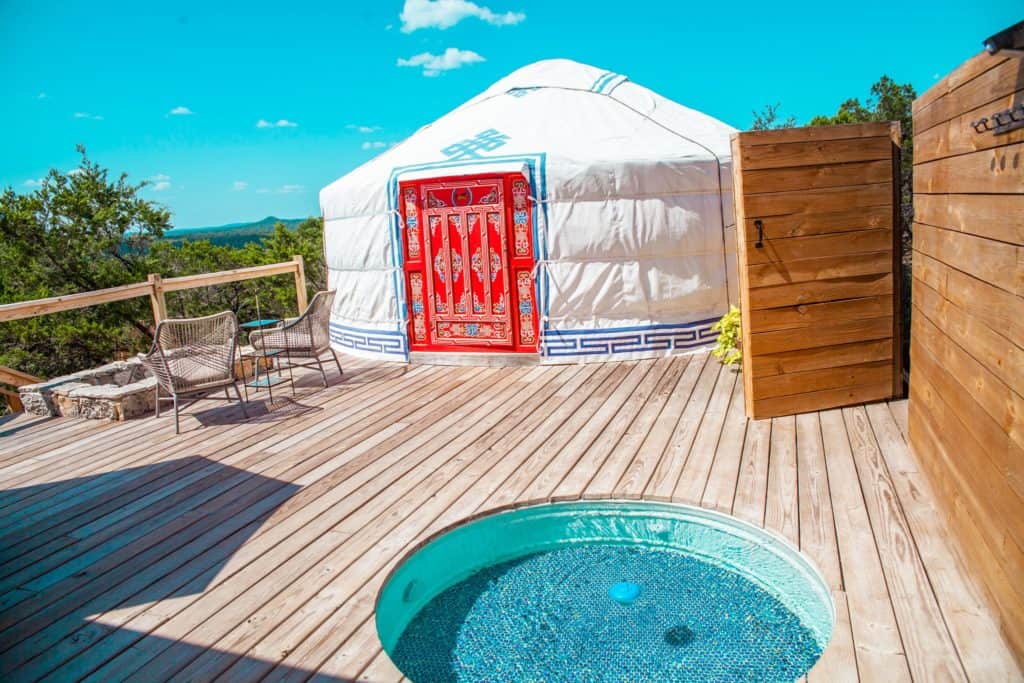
1, 1, 1018, 227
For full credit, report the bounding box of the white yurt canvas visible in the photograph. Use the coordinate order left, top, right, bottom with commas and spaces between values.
320, 59, 738, 363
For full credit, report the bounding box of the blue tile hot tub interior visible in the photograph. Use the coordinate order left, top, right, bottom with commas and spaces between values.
376, 501, 834, 682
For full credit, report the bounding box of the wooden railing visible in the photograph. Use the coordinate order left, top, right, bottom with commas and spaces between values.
0, 256, 308, 413
0, 366, 42, 413
0, 255, 307, 325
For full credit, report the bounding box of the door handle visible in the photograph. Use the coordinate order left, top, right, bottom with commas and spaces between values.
754, 219, 765, 249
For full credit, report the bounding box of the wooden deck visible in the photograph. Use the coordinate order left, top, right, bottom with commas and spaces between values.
0, 352, 1018, 682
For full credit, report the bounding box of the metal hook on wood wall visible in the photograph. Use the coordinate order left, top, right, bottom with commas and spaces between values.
754, 219, 764, 248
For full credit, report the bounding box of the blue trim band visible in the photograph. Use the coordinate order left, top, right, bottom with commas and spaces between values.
330, 322, 406, 356
588, 71, 611, 92
542, 318, 719, 357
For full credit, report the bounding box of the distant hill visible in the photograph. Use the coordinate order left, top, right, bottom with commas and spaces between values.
163, 216, 305, 248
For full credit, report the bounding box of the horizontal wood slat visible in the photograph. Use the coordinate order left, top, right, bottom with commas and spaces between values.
733, 122, 900, 419
910, 50, 1024, 668
913, 52, 1007, 114
914, 193, 1024, 245
735, 122, 896, 146
914, 222, 1022, 295
752, 381, 893, 418
743, 182, 892, 217
746, 250, 892, 289
914, 87, 1024, 165
914, 141, 1024, 195
739, 136, 893, 171
0, 282, 154, 323
744, 228, 893, 262
752, 360, 892, 400
742, 159, 893, 195
751, 339, 894, 379
914, 56, 1024, 134
0, 366, 43, 387
750, 317, 892, 356
747, 296, 893, 333
748, 272, 893, 311
740, 205, 892, 242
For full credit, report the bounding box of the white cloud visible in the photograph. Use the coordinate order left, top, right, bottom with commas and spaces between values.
399, 0, 525, 32
37, 92, 47, 100
23, 178, 43, 187
169, 106, 193, 115
232, 180, 248, 191
361, 141, 389, 150
148, 174, 171, 191
347, 124, 382, 133
397, 47, 484, 77
67, 168, 85, 176
256, 184, 304, 194
256, 118, 298, 128
73, 112, 103, 120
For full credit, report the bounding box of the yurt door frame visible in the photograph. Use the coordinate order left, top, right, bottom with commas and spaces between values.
399, 173, 539, 353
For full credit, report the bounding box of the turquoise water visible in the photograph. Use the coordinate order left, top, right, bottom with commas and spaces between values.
377, 502, 833, 682
390, 544, 822, 682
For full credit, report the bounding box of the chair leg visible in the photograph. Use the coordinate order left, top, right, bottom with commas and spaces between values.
232, 382, 248, 418
173, 394, 180, 435
224, 387, 231, 400
154, 384, 161, 418
315, 354, 328, 387
330, 348, 344, 377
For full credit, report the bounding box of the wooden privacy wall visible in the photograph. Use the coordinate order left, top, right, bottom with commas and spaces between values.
909, 51, 1024, 664
732, 122, 902, 419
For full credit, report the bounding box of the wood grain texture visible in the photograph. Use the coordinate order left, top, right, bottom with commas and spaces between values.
738, 136, 893, 171
909, 51, 1024, 670
0, 353, 1012, 680
740, 205, 892, 241
915, 192, 1024, 246
733, 123, 900, 418
914, 141, 1024, 195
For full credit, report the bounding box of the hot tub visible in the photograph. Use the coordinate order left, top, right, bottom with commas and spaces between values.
377, 500, 833, 682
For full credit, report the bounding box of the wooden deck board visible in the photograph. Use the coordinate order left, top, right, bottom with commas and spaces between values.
0, 353, 1016, 682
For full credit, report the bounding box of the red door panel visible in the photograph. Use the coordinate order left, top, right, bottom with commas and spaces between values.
400, 173, 538, 353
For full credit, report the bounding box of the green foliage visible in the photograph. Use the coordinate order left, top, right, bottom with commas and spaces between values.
808, 75, 916, 230
711, 305, 742, 367
0, 146, 169, 379
750, 102, 797, 131
0, 149, 325, 388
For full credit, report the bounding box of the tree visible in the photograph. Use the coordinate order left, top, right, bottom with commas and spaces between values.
809, 76, 916, 230
0, 147, 170, 378
750, 102, 797, 131
0, 148, 325, 387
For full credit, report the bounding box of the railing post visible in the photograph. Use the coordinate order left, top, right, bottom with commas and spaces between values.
292, 255, 308, 313
147, 273, 167, 325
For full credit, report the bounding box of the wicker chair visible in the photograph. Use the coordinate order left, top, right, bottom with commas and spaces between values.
140, 310, 248, 434
250, 290, 342, 387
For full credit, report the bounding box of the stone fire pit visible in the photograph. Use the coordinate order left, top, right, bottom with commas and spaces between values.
19, 358, 157, 421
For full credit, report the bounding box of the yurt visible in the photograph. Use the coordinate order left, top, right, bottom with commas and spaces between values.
320, 59, 738, 364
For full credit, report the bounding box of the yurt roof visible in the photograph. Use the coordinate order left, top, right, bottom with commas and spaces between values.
320, 59, 737, 220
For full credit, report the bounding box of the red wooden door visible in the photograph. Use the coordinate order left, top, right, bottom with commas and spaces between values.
400, 174, 538, 353
422, 178, 512, 347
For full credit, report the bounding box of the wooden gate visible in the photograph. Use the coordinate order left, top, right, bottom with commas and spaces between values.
732, 122, 903, 419
400, 174, 539, 353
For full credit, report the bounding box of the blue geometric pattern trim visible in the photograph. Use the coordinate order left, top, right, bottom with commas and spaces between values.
329, 322, 406, 356
440, 129, 511, 160
542, 318, 719, 357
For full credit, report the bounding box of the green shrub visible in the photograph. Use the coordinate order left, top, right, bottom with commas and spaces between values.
711, 305, 742, 367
